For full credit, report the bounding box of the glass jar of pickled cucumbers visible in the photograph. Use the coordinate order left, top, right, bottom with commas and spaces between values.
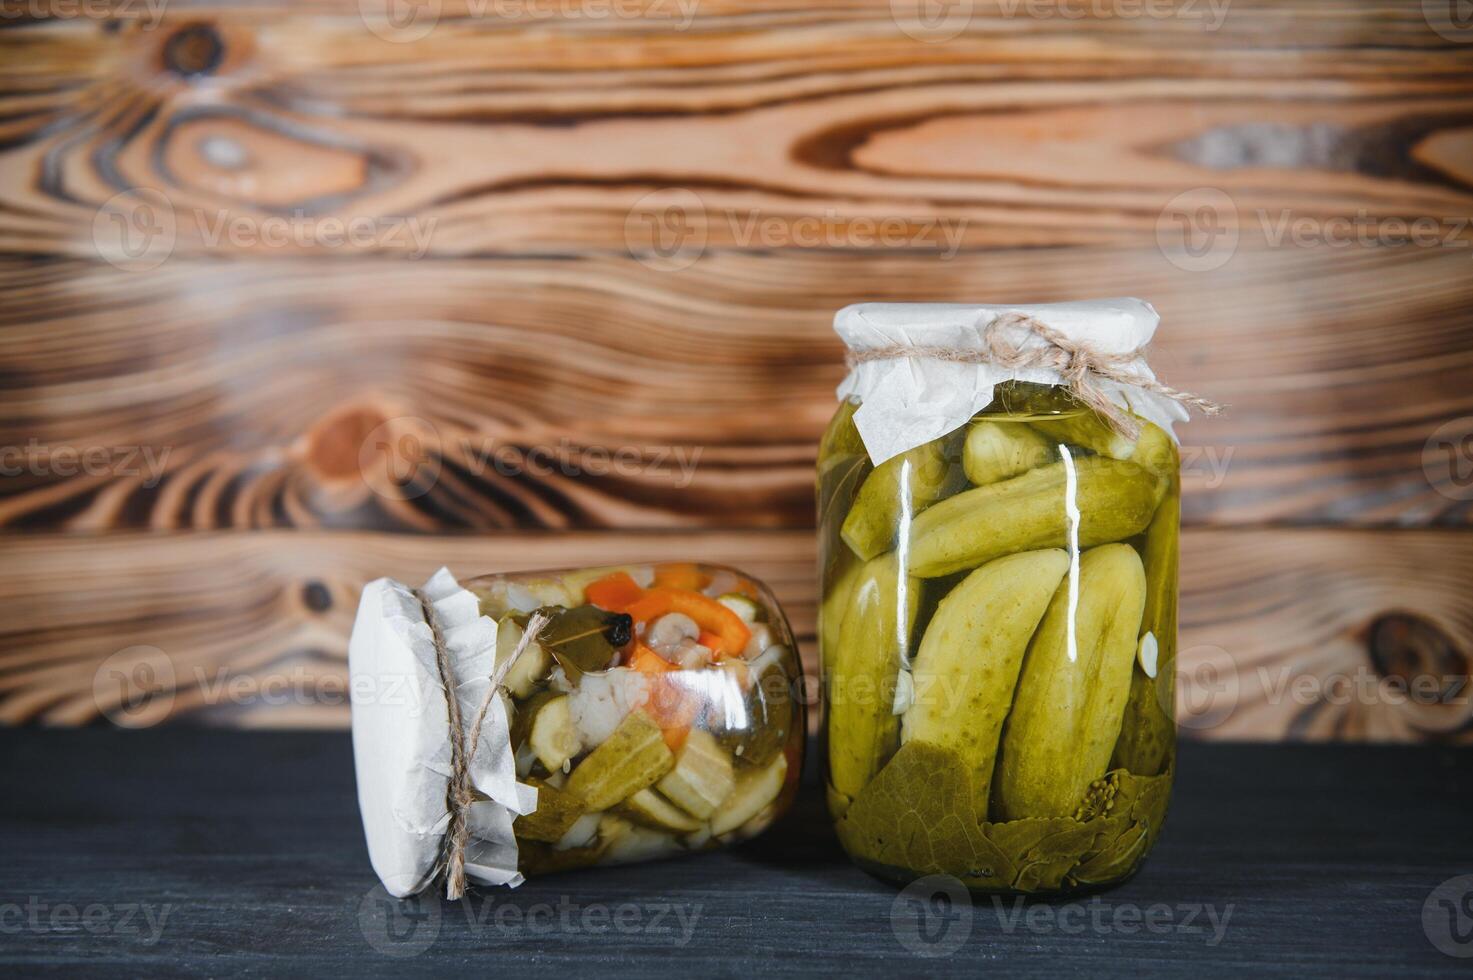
467, 562, 803, 876
819, 382, 1179, 895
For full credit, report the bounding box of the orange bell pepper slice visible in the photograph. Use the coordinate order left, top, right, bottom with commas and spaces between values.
584, 570, 645, 612
624, 588, 751, 658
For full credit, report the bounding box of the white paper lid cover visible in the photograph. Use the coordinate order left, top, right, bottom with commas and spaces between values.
349, 568, 539, 898
834, 298, 1190, 465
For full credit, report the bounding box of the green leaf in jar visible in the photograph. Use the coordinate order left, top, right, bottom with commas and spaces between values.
834, 741, 1014, 885
993, 819, 1100, 892
1069, 767, 1172, 885
835, 741, 1172, 893
524, 604, 634, 681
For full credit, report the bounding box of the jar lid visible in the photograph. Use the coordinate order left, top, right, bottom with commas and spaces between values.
834, 298, 1190, 465
349, 569, 538, 898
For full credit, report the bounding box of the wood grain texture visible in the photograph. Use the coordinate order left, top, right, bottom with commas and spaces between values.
2, 6, 1472, 256
2, 246, 1470, 533
1, 527, 1467, 743
1, 3, 1470, 737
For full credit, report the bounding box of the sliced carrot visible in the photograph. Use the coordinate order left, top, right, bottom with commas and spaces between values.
624, 588, 752, 658
584, 570, 645, 612
652, 562, 711, 592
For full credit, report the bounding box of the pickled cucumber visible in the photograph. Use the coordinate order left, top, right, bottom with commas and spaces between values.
1127, 420, 1177, 481
619, 788, 703, 833
841, 442, 953, 560
496, 615, 550, 699
513, 777, 587, 843
1111, 492, 1179, 776
900, 549, 1070, 815
819, 552, 861, 674
994, 544, 1147, 821
817, 380, 1181, 895
963, 419, 1055, 486
598, 814, 684, 864
819, 397, 866, 459
1028, 409, 1137, 460
827, 553, 920, 800
906, 456, 1164, 578
710, 753, 788, 836
528, 694, 580, 773
657, 729, 735, 819
564, 711, 674, 810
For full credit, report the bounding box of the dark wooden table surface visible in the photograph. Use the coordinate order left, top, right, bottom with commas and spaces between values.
3, 731, 1470, 977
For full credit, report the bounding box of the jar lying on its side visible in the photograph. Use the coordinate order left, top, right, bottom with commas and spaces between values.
466, 562, 803, 876
819, 381, 1179, 895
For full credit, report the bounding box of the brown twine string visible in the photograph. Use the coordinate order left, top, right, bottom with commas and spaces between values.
844, 311, 1222, 438
415, 589, 548, 902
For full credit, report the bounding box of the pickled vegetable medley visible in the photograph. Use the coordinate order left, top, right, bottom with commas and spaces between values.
818, 382, 1178, 894
469, 563, 802, 875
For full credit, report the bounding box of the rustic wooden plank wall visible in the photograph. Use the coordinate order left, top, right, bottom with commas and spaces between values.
1, 1, 1470, 740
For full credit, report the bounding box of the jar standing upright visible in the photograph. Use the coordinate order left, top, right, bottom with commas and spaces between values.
818, 299, 1188, 896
